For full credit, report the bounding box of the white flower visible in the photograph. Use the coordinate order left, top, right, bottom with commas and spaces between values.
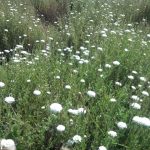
124, 48, 129, 52
113, 61, 120, 66
69, 119, 74, 125
117, 122, 127, 129
4, 29, 8, 32
87, 90, 96, 97
139, 77, 146, 82
131, 95, 140, 101
132, 70, 138, 74
80, 79, 85, 83
56, 125, 65, 132
68, 108, 86, 115
138, 84, 142, 88
0, 82, 5, 88
65, 85, 71, 90
73, 69, 78, 73
27, 79, 31, 83
33, 90, 41, 96
4, 96, 15, 104
101, 33, 107, 38
131, 86, 136, 90
142, 91, 149, 96
97, 47, 103, 51
0, 139, 16, 150
78, 108, 86, 114
50, 103, 63, 113
55, 76, 60, 79
47, 91, 51, 95
132, 116, 150, 127
110, 98, 116, 102
108, 130, 117, 137
68, 109, 79, 115
147, 34, 150, 38
98, 146, 107, 150
72, 135, 82, 143
128, 75, 134, 80
115, 82, 122, 86
98, 68, 103, 72
41, 106, 46, 109
131, 103, 141, 109
105, 64, 111, 68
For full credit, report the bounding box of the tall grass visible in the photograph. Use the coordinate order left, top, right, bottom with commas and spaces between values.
31, 0, 70, 24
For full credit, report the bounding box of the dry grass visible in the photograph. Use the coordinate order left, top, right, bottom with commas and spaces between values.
133, 4, 150, 24
31, 0, 69, 24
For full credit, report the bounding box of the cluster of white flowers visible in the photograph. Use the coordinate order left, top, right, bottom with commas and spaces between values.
113, 61, 120, 66
117, 121, 127, 129
87, 90, 96, 97
68, 108, 86, 115
107, 130, 117, 137
115, 81, 122, 86
0, 81, 5, 88
131, 103, 141, 110
131, 95, 140, 101
56, 125, 65, 132
65, 85, 71, 90
139, 77, 146, 82
4, 96, 15, 104
132, 116, 150, 127
110, 98, 117, 102
0, 139, 16, 150
141, 91, 149, 96
72, 135, 82, 143
98, 146, 107, 150
105, 64, 111, 68
33, 89, 41, 96
50, 103, 63, 113
128, 75, 134, 80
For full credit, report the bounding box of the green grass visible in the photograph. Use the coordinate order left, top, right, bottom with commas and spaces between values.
0, 0, 150, 150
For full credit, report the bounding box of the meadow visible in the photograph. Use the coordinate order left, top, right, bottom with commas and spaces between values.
0, 0, 150, 149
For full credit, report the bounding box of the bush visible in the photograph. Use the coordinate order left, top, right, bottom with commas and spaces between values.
132, 3, 150, 24
31, 0, 70, 24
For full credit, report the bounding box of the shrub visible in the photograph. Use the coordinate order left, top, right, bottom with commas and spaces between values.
31, 0, 70, 24
132, 3, 150, 24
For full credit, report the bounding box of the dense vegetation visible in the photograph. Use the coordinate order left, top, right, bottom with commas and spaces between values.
0, 0, 150, 150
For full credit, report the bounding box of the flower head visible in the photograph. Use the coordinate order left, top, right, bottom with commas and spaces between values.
0, 82, 5, 88
113, 61, 120, 66
142, 91, 149, 96
107, 130, 117, 138
4, 96, 15, 104
98, 146, 107, 150
87, 90, 96, 97
131, 95, 140, 101
56, 125, 65, 132
132, 116, 150, 127
117, 122, 127, 129
50, 103, 63, 113
72, 135, 82, 143
68, 108, 86, 115
65, 85, 71, 90
131, 103, 141, 109
0, 139, 16, 150
110, 98, 116, 102
33, 90, 41, 96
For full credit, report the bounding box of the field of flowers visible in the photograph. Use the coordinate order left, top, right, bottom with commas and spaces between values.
0, 0, 150, 149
